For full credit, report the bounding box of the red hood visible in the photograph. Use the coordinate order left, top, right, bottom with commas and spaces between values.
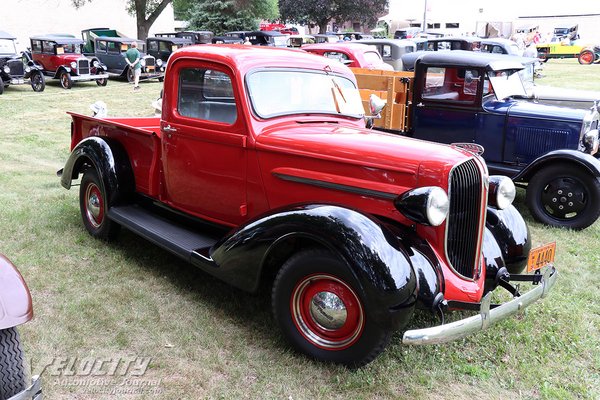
255, 122, 474, 177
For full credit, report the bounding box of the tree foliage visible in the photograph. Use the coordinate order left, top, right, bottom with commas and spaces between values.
71, 0, 173, 39
278, 0, 387, 33
185, 0, 278, 35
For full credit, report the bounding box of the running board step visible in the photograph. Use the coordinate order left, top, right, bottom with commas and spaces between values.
108, 204, 219, 262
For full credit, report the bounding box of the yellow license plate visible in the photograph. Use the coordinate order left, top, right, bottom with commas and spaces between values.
527, 242, 556, 273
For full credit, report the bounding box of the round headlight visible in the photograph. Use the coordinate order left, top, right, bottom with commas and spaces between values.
3, 65, 9, 74
488, 176, 516, 210
93, 60, 99, 68
394, 186, 449, 226
25, 66, 31, 73
156, 59, 163, 67
70, 61, 77, 69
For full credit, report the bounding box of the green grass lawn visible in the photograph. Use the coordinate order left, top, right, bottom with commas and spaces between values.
0, 59, 599, 399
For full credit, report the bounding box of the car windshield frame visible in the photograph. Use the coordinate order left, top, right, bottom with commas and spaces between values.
488, 68, 528, 100
0, 38, 17, 55
245, 68, 365, 119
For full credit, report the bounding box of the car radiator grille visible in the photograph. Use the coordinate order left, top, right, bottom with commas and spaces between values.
8, 60, 24, 76
446, 158, 483, 279
78, 59, 90, 75
145, 57, 155, 67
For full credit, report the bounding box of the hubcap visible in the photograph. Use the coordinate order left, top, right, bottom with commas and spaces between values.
541, 177, 586, 219
291, 274, 364, 350
581, 52, 593, 64
85, 183, 104, 228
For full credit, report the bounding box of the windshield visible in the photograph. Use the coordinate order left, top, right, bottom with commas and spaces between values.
488, 69, 527, 100
246, 70, 364, 119
0, 39, 17, 55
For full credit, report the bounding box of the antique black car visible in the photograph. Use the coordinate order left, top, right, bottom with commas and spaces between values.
85, 37, 164, 82
27, 35, 109, 89
146, 36, 192, 64
0, 30, 45, 94
156, 31, 214, 44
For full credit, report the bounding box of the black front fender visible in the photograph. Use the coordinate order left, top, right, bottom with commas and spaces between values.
209, 205, 426, 330
513, 149, 600, 182
60, 136, 134, 206
482, 205, 531, 293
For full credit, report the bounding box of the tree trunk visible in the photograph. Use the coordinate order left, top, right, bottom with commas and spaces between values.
318, 20, 329, 34
134, 0, 173, 40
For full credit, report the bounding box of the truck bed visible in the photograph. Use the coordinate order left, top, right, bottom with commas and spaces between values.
68, 112, 162, 196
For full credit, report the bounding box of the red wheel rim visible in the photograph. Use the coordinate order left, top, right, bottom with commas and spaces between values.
580, 51, 594, 64
290, 273, 364, 350
84, 182, 104, 228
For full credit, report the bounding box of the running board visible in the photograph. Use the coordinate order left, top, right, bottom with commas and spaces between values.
108, 204, 219, 264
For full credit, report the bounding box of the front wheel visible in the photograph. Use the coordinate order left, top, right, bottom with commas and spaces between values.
526, 164, 600, 230
126, 67, 134, 83
79, 169, 120, 240
578, 50, 595, 65
59, 71, 72, 89
30, 70, 45, 92
272, 249, 391, 367
0, 327, 26, 400
96, 77, 108, 86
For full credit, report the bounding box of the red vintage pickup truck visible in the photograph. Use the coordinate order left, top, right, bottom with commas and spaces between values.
59, 45, 556, 366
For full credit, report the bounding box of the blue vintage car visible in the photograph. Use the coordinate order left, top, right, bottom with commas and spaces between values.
406, 51, 600, 230
84, 36, 165, 82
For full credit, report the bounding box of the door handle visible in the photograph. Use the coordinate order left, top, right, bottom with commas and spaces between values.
162, 124, 177, 133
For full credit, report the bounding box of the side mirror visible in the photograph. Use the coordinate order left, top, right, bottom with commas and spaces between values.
369, 94, 386, 115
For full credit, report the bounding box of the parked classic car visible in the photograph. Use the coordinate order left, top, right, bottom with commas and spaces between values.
146, 36, 193, 64
81, 27, 126, 54
85, 37, 164, 82
155, 31, 214, 44
313, 34, 339, 44
59, 45, 557, 366
394, 27, 422, 39
302, 42, 393, 70
287, 35, 315, 48
353, 38, 416, 71
27, 35, 109, 89
481, 38, 522, 56
0, 30, 45, 94
352, 51, 600, 229
426, 36, 482, 51
0, 254, 42, 400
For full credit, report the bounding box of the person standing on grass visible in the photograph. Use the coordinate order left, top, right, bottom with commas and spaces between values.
125, 41, 142, 90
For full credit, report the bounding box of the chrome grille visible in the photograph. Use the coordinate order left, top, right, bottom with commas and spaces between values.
446, 159, 483, 279
144, 57, 155, 67
8, 60, 24, 77
78, 59, 90, 75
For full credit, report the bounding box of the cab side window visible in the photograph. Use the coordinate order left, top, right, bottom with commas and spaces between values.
42, 41, 54, 54
148, 40, 159, 52
107, 42, 120, 54
31, 40, 42, 53
178, 68, 237, 124
422, 67, 478, 104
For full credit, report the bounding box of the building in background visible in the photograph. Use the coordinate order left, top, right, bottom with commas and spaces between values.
3, 0, 175, 51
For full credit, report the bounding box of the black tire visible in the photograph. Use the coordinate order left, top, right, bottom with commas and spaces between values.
0, 327, 26, 400
526, 164, 600, 230
96, 77, 108, 86
30, 70, 45, 92
0, 81, 4, 95
158, 76, 164, 82
272, 248, 391, 367
578, 50, 595, 65
79, 168, 120, 240
59, 71, 72, 89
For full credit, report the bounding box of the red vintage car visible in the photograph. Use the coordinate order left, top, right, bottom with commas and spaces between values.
302, 42, 394, 71
27, 35, 108, 89
59, 45, 556, 366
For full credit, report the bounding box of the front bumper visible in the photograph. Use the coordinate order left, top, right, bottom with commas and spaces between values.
402, 266, 557, 345
8, 375, 42, 400
71, 73, 109, 82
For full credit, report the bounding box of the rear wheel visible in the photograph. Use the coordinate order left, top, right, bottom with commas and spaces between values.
30, 70, 45, 92
59, 71, 72, 89
79, 168, 120, 240
526, 164, 600, 230
578, 49, 595, 65
272, 249, 391, 367
126, 67, 134, 83
0, 80, 4, 95
0, 327, 26, 400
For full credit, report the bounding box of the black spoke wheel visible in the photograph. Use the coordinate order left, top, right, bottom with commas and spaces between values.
126, 67, 135, 83
79, 169, 120, 240
96, 77, 108, 86
272, 249, 391, 367
59, 71, 72, 89
526, 164, 600, 230
30, 70, 45, 92
0, 327, 26, 400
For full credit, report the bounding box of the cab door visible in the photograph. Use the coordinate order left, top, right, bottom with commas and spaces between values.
161, 60, 248, 226
412, 66, 481, 145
